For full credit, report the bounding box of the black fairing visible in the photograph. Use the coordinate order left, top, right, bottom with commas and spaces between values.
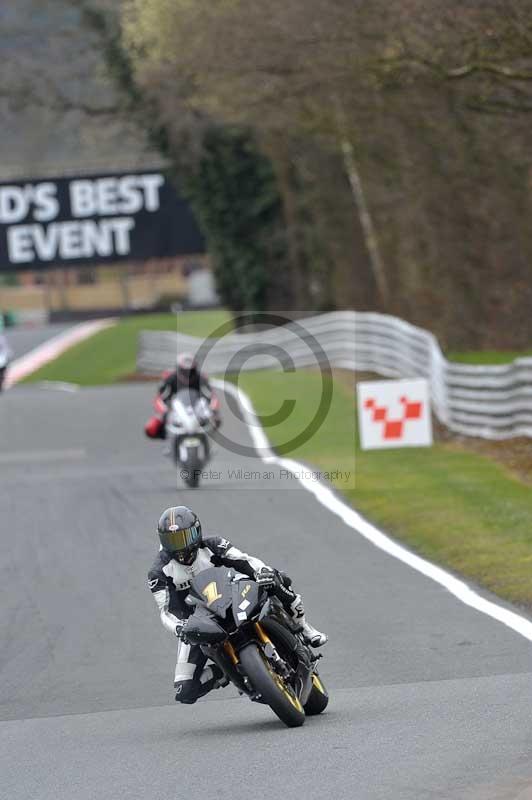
231, 579, 261, 627
188, 566, 235, 618
184, 612, 226, 644
184, 567, 264, 642
184, 566, 319, 710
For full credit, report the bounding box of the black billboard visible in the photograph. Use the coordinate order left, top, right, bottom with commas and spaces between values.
0, 171, 205, 271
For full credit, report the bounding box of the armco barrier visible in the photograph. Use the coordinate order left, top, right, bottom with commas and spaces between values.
136, 311, 532, 440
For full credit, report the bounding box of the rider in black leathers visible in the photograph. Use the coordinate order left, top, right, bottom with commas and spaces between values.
148, 506, 328, 705
159, 353, 212, 405
156, 353, 221, 434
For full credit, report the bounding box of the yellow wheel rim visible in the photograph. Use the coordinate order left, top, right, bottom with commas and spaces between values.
273, 674, 304, 712
312, 674, 327, 695
265, 659, 303, 712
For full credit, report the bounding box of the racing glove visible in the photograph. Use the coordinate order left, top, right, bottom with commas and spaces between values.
175, 620, 187, 640
254, 566, 277, 587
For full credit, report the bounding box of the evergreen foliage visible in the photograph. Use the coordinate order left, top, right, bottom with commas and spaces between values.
80, 1, 287, 316
184, 128, 284, 315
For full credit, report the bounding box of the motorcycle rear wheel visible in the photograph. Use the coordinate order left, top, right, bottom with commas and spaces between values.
239, 643, 305, 728
303, 671, 329, 716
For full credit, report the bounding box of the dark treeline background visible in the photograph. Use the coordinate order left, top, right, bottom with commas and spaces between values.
91, 1, 532, 347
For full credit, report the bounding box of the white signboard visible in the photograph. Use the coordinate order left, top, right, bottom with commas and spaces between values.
357, 378, 433, 450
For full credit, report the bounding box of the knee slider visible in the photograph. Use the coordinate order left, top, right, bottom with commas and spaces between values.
174, 680, 199, 704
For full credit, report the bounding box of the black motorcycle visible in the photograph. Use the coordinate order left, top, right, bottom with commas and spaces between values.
181, 566, 329, 728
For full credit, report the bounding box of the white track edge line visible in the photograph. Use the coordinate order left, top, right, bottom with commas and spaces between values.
6, 319, 116, 387
214, 378, 532, 643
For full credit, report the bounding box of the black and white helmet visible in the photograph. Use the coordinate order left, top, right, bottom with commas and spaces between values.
176, 353, 199, 383
157, 506, 202, 565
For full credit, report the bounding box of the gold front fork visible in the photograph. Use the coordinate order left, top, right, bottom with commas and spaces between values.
223, 624, 271, 666
254, 622, 272, 645
224, 641, 239, 665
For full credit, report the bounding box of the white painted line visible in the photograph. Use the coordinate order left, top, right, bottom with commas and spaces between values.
0, 448, 86, 464
37, 381, 80, 393
214, 378, 532, 643
5, 319, 116, 388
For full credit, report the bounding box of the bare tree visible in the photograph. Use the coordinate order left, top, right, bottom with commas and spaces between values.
123, 0, 532, 347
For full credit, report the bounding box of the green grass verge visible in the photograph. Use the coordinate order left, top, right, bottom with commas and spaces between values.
22, 309, 232, 386
237, 370, 532, 609
448, 349, 532, 364
21, 312, 532, 607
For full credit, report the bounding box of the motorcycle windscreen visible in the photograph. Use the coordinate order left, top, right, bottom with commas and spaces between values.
175, 388, 200, 407
232, 580, 261, 626
188, 567, 233, 618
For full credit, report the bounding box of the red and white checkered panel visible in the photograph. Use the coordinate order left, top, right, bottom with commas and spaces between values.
358, 379, 433, 450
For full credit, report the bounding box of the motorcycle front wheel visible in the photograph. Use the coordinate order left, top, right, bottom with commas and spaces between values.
260, 618, 329, 717
239, 643, 305, 728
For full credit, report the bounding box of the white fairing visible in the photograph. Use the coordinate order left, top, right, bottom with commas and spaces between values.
166, 395, 213, 437
166, 393, 212, 476
168, 397, 197, 434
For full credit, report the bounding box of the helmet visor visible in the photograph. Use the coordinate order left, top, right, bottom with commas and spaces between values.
160, 524, 201, 554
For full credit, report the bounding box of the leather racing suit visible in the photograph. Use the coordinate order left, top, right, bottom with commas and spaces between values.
157, 369, 221, 432
147, 537, 321, 704
158, 369, 213, 406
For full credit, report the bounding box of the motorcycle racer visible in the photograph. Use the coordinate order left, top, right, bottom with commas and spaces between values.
145, 353, 221, 440
159, 353, 214, 406
148, 505, 328, 705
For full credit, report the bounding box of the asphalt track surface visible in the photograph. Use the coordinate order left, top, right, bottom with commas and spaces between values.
1, 382, 532, 800
5, 323, 73, 361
